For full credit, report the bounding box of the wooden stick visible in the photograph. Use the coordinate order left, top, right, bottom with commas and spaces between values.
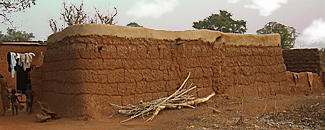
110, 72, 216, 123
156, 72, 191, 107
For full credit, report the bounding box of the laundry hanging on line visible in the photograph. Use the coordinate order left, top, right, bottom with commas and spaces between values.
7, 52, 35, 78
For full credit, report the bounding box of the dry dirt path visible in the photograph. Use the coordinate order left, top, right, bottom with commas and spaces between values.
1, 94, 324, 130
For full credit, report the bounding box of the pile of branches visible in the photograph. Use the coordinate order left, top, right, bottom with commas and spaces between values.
110, 72, 215, 123
35, 101, 60, 123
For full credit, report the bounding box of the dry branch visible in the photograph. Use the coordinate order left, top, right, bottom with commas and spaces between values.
110, 72, 216, 123
36, 101, 60, 122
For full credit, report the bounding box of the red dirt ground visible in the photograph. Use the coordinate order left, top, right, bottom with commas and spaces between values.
1, 94, 324, 130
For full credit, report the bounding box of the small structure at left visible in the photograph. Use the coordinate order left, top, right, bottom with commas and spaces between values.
0, 41, 47, 116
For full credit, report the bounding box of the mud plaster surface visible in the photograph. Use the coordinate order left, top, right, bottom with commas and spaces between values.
47, 24, 280, 47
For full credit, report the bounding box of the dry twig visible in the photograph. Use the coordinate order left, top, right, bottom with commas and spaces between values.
110, 72, 216, 123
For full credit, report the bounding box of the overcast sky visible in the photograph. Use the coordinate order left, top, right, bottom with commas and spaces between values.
1, 0, 324, 48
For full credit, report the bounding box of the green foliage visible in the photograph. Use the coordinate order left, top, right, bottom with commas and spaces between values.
1, 0, 36, 24
192, 10, 247, 34
0, 28, 35, 41
126, 22, 143, 27
257, 21, 299, 49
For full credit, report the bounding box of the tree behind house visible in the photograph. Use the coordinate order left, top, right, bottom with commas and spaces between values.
0, 28, 35, 41
257, 21, 299, 49
126, 22, 143, 27
192, 10, 247, 34
49, 2, 117, 32
0, 0, 36, 25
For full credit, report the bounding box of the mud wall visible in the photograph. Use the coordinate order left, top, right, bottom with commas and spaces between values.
283, 49, 325, 74
30, 68, 43, 111
219, 45, 288, 97
323, 72, 325, 87
0, 79, 9, 116
0, 44, 46, 89
41, 24, 285, 118
286, 71, 324, 95
0, 83, 4, 116
42, 35, 215, 118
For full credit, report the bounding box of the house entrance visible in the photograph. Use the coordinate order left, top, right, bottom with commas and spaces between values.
16, 66, 31, 94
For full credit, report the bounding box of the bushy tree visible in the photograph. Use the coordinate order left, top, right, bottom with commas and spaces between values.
126, 22, 143, 27
0, 28, 35, 41
49, 2, 117, 32
257, 21, 299, 49
1, 0, 36, 24
193, 10, 247, 34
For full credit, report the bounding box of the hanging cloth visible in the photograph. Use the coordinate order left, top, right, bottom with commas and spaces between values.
25, 52, 35, 70
16, 53, 20, 65
7, 52, 11, 72
16, 53, 24, 67
10, 52, 17, 78
19, 53, 26, 70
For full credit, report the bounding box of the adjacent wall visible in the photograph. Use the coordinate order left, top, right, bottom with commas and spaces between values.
41, 24, 286, 118
283, 49, 325, 74
286, 71, 324, 95
219, 45, 288, 97
0, 44, 46, 90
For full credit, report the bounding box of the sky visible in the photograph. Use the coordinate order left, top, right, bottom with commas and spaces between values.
1, 0, 324, 49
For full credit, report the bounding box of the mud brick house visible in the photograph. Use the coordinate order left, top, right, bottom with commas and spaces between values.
0, 41, 46, 92
1, 24, 323, 118
34, 24, 312, 118
0, 41, 46, 115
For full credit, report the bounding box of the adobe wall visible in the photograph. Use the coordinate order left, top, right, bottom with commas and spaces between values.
30, 68, 43, 111
283, 49, 325, 74
42, 35, 215, 118
0, 83, 4, 116
286, 71, 324, 95
0, 44, 46, 90
0, 79, 9, 116
42, 24, 285, 118
218, 45, 288, 97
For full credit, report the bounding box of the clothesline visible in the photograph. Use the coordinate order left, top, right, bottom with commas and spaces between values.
7, 52, 35, 78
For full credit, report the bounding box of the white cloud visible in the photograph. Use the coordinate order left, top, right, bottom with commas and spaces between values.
227, 0, 241, 3
300, 18, 325, 42
244, 0, 288, 16
296, 18, 325, 49
126, 0, 179, 19
296, 40, 325, 49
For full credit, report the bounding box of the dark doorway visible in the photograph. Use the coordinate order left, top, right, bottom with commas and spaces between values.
16, 66, 31, 94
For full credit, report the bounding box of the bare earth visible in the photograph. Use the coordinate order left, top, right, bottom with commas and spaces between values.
1, 94, 324, 130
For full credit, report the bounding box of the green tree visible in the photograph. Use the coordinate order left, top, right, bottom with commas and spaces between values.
0, 28, 35, 41
1, 0, 36, 24
126, 22, 143, 27
257, 21, 299, 49
49, 2, 117, 32
192, 10, 247, 34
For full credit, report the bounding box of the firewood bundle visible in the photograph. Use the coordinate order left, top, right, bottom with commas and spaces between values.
35, 101, 60, 122
110, 72, 215, 123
